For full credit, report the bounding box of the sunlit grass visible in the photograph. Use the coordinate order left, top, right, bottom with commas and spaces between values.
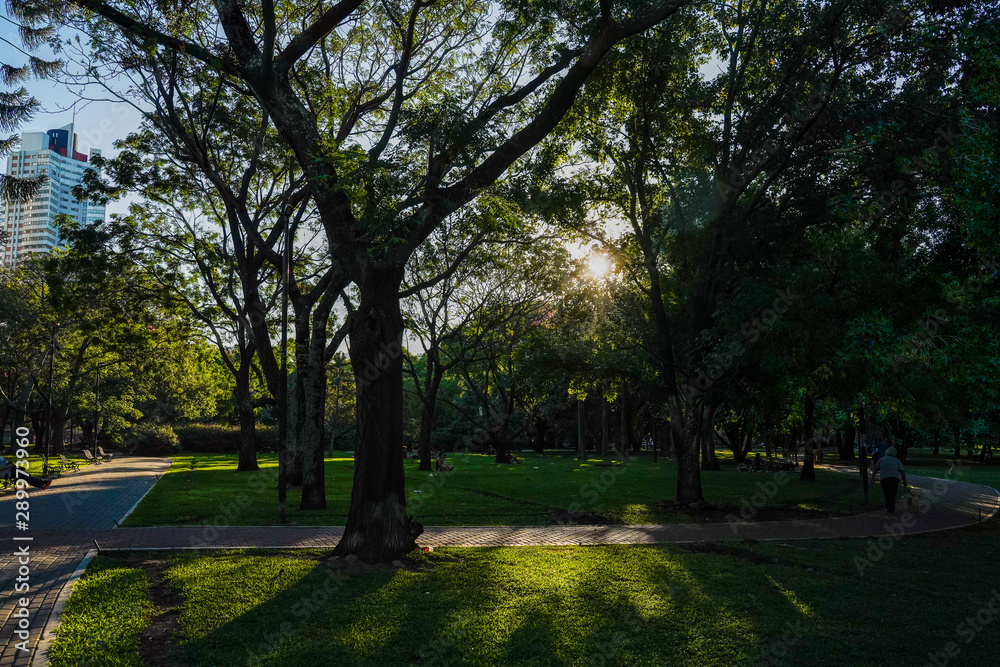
48, 556, 153, 667
123, 451, 866, 527
55, 518, 1000, 665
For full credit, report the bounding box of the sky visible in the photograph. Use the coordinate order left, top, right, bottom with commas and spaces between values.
1, 14, 144, 218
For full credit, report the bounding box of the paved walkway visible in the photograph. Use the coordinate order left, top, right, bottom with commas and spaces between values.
0, 457, 170, 667
81, 473, 1000, 549
1, 459, 998, 666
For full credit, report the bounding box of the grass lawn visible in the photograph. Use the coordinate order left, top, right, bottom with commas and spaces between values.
122, 451, 869, 527
50, 517, 1000, 666
901, 450, 1000, 490
0, 453, 91, 480
45, 555, 154, 666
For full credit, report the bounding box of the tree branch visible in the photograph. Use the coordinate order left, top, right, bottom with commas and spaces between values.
69, 0, 240, 75
275, 0, 365, 72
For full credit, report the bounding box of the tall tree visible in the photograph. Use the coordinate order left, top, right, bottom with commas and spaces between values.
37, 0, 696, 560
568, 0, 992, 505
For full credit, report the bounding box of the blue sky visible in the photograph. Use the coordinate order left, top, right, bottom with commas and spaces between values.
1, 16, 142, 217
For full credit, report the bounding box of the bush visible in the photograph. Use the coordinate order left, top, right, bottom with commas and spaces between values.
173, 424, 280, 453
125, 424, 180, 456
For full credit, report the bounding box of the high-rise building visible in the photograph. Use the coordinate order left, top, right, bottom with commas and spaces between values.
1, 123, 105, 267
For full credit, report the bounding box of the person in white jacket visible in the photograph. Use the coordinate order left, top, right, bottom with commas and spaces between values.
874, 446, 907, 514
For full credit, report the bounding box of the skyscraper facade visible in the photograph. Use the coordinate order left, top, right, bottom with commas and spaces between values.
1, 123, 105, 267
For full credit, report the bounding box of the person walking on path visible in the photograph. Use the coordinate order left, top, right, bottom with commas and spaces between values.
874, 446, 907, 514
0, 455, 53, 489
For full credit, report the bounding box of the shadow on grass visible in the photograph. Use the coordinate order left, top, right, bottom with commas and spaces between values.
170, 549, 490, 666
167, 544, 821, 666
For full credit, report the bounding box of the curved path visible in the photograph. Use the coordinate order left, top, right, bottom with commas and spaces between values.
1, 458, 998, 666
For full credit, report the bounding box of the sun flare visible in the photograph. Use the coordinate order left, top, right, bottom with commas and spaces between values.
588, 254, 612, 279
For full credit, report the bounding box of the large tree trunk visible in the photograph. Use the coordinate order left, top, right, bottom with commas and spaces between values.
700, 430, 719, 470
699, 404, 720, 471
297, 331, 329, 510
952, 427, 961, 458
335, 266, 414, 562
49, 405, 67, 456
285, 386, 304, 486
671, 394, 705, 506
30, 412, 44, 455
838, 428, 857, 461
282, 302, 325, 489
287, 300, 331, 510
577, 396, 586, 460
235, 364, 259, 472
722, 412, 754, 465
81, 422, 94, 450
932, 429, 940, 456
533, 417, 546, 453
494, 432, 509, 463
416, 345, 443, 470
417, 401, 435, 470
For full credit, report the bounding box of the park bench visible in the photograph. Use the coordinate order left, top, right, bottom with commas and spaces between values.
81, 450, 101, 464
41, 459, 65, 477
97, 446, 114, 462
59, 454, 82, 471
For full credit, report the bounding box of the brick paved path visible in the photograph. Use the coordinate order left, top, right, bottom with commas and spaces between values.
83, 474, 1000, 549
2, 459, 998, 666
0, 457, 170, 667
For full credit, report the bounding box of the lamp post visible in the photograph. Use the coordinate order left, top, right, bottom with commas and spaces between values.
94, 366, 100, 461
43, 327, 56, 476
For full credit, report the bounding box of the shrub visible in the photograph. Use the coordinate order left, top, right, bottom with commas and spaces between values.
125, 424, 180, 456
173, 424, 280, 453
